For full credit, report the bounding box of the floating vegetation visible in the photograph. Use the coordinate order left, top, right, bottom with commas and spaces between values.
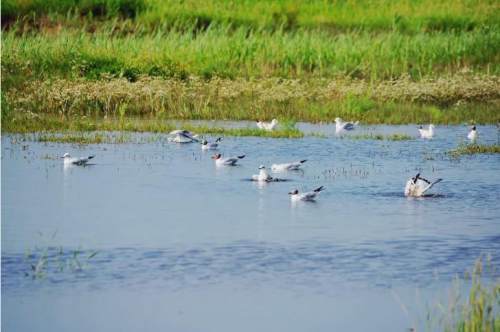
449, 144, 500, 157
348, 133, 413, 141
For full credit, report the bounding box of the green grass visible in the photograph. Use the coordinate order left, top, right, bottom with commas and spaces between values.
449, 144, 500, 157
3, 27, 499, 81
2, 0, 499, 128
423, 258, 500, 332
3, 0, 499, 33
3, 114, 304, 141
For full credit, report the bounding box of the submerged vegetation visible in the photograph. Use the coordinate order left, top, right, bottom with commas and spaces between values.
1, 0, 499, 130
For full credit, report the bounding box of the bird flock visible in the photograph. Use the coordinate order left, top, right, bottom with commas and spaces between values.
61, 118, 482, 200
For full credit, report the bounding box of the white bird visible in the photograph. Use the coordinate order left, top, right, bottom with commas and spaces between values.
212, 153, 245, 166
404, 173, 443, 197
61, 153, 95, 166
168, 130, 199, 143
252, 165, 274, 182
418, 124, 435, 139
467, 126, 477, 142
201, 137, 222, 150
271, 160, 307, 172
288, 186, 325, 202
256, 119, 278, 131
334, 117, 358, 134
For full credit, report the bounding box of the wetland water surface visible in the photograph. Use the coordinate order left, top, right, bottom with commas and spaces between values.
2, 124, 500, 331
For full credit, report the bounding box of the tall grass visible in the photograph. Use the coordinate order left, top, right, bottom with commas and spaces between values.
3, 0, 499, 33
3, 27, 499, 81
3, 77, 499, 125
428, 258, 500, 332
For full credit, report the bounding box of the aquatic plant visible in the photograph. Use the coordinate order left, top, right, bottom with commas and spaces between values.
433, 258, 499, 332
24, 245, 99, 279
347, 133, 413, 141
449, 144, 500, 157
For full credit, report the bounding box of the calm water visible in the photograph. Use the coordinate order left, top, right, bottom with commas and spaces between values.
2, 124, 500, 331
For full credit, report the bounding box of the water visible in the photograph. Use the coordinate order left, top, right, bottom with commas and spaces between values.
2, 124, 500, 331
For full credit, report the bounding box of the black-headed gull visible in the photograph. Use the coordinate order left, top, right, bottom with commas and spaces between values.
418, 124, 435, 139
271, 160, 307, 172
256, 119, 278, 131
252, 165, 273, 182
168, 130, 199, 143
288, 186, 325, 202
404, 173, 442, 197
61, 153, 95, 166
201, 137, 222, 150
334, 117, 358, 134
467, 126, 477, 142
212, 153, 245, 166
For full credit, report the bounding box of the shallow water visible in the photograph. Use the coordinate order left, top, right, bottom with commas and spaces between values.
2, 124, 500, 331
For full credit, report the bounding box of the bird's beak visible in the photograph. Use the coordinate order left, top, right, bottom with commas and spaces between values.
288, 192, 293, 195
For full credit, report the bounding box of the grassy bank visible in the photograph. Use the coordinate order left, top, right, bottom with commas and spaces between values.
2, 0, 499, 129
3, 76, 499, 127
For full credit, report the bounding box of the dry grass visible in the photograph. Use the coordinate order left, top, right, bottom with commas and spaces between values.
4, 75, 499, 125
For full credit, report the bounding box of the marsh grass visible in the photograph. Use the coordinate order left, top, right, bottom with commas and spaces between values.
348, 133, 413, 141
426, 258, 500, 332
37, 132, 132, 144
3, 27, 499, 82
449, 144, 500, 157
3, 76, 499, 126
5, 114, 304, 142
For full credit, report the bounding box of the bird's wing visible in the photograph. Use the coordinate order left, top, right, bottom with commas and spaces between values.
421, 179, 443, 194
344, 124, 354, 130
303, 192, 317, 200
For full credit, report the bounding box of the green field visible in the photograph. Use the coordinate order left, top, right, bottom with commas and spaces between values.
2, 0, 500, 132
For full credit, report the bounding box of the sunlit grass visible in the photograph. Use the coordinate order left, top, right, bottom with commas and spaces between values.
426, 257, 500, 332
4, 114, 304, 142
449, 144, 500, 157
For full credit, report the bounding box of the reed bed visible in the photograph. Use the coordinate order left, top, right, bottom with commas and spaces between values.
3, 76, 499, 127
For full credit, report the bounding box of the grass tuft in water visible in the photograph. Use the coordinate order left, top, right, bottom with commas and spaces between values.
348, 133, 413, 141
449, 144, 500, 157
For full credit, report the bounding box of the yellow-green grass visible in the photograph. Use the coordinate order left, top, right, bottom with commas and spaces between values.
449, 144, 500, 157
3, 76, 499, 126
425, 258, 500, 332
2, 114, 304, 140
